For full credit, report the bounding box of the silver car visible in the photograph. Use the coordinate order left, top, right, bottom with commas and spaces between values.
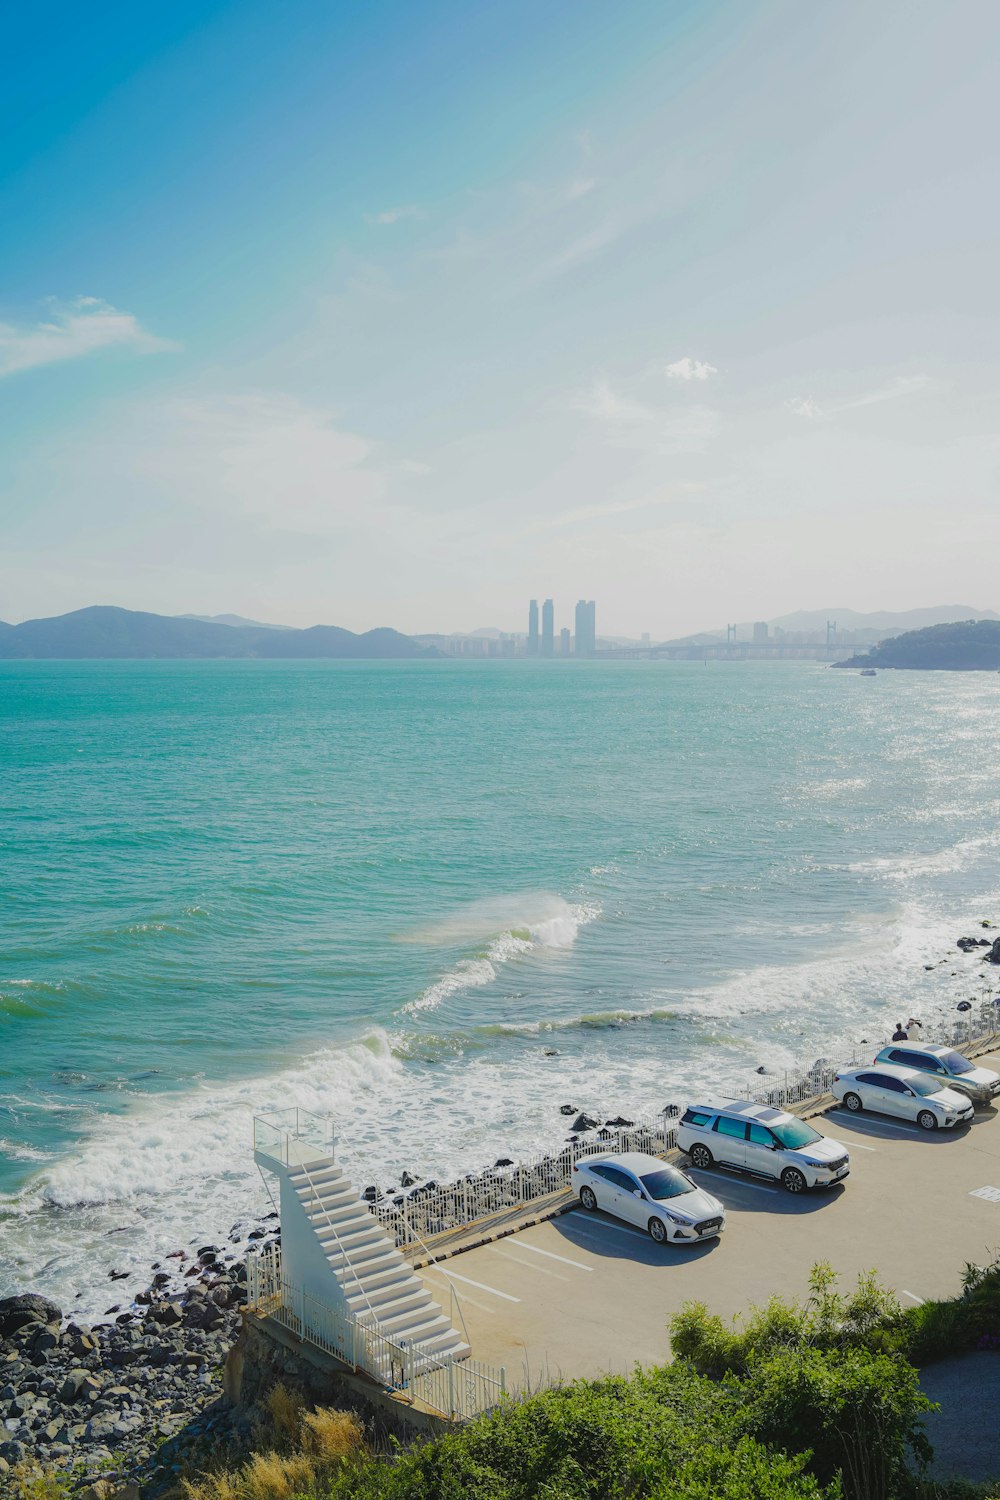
832, 1063, 974, 1130
873, 1044, 1000, 1107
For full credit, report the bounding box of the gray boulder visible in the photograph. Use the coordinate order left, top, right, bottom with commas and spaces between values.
0, 1294, 62, 1338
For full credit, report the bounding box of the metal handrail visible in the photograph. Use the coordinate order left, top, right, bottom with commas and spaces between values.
296, 1158, 380, 1330
387, 1208, 473, 1353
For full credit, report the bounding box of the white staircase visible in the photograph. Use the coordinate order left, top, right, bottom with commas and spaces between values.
288, 1159, 471, 1365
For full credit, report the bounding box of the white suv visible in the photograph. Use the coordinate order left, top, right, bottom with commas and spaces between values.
677, 1097, 850, 1193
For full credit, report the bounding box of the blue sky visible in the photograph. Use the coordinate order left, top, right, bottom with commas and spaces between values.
2, 0, 998, 635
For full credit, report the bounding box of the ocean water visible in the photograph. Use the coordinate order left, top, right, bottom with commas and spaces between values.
2, 658, 1000, 1314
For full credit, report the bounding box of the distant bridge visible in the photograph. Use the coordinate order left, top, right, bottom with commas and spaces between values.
592, 642, 851, 662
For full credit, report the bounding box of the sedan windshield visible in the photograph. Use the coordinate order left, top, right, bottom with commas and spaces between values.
940, 1051, 974, 1075
640, 1168, 695, 1200
770, 1118, 822, 1150
908, 1074, 946, 1097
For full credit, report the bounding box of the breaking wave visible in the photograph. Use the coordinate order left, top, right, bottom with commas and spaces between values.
401, 893, 599, 1014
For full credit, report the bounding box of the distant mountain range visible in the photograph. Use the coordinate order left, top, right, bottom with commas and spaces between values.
179, 612, 291, 631
0, 607, 437, 660
765, 605, 999, 633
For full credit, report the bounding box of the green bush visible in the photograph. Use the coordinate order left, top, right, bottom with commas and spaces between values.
737, 1345, 933, 1500
670, 1263, 908, 1377
904, 1255, 1000, 1363
323, 1367, 830, 1500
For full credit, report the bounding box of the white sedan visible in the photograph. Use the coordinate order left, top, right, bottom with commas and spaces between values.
831, 1063, 974, 1130
571, 1151, 726, 1244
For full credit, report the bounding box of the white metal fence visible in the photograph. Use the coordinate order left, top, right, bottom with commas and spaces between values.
731, 999, 1000, 1112
352, 1004, 1000, 1250
363, 1111, 679, 1253
246, 1243, 507, 1421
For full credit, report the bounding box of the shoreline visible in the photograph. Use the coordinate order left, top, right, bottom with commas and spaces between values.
4, 922, 1000, 1485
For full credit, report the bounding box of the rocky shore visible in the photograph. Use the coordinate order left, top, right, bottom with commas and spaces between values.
0, 1218, 277, 1492
5, 924, 999, 1493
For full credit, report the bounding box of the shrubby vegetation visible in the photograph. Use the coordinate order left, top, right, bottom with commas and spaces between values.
12, 1260, 1000, 1500
671, 1256, 1000, 1372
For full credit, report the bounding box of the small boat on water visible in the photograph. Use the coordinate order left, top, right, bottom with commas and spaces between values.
860, 667, 877, 677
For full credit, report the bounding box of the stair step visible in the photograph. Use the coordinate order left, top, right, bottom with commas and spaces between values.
418, 1332, 471, 1361
378, 1306, 449, 1340
316, 1220, 387, 1249
307, 1205, 373, 1233
325, 1244, 402, 1278
346, 1272, 419, 1308
348, 1284, 428, 1321
298, 1192, 357, 1214
289, 1165, 344, 1189
343, 1261, 413, 1294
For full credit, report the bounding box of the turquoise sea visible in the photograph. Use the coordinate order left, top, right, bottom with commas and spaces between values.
2, 659, 1000, 1313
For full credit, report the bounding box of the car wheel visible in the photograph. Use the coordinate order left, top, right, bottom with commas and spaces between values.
648, 1217, 668, 1244
579, 1185, 598, 1210
843, 1092, 863, 1112
689, 1143, 713, 1170
917, 1110, 938, 1132
781, 1167, 807, 1194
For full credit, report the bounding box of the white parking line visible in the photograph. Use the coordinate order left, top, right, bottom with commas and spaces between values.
422, 1277, 494, 1315
563, 1216, 648, 1244
514, 1240, 593, 1272
489, 1247, 568, 1281
438, 1267, 521, 1303
846, 1141, 876, 1151
901, 1290, 924, 1305
687, 1170, 778, 1195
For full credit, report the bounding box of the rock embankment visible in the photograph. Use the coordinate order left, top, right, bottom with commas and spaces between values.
0, 1235, 261, 1488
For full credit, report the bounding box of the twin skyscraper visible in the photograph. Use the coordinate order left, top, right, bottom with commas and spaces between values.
527, 599, 596, 657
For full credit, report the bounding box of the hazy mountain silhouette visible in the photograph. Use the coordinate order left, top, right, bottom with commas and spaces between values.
179, 613, 291, 630
0, 607, 437, 660
834, 619, 1000, 670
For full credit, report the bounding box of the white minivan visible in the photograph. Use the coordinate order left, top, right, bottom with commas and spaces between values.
677, 1096, 850, 1193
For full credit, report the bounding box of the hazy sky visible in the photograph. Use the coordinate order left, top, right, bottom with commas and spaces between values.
2, 0, 997, 636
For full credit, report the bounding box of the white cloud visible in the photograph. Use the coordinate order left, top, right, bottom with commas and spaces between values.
162, 394, 386, 533
574, 377, 719, 453
0, 297, 178, 378
841, 374, 934, 410
368, 204, 424, 225
786, 376, 933, 422
663, 357, 718, 382
565, 176, 598, 201
575, 378, 654, 426
400, 459, 431, 475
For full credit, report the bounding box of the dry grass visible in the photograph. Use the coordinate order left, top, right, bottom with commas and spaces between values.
263, 1383, 305, 1446
299, 1407, 363, 1462
180, 1387, 365, 1500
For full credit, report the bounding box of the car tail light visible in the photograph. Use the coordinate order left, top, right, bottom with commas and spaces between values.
833, 1075, 841, 1083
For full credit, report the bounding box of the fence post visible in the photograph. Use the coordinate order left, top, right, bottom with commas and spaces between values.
448, 1355, 455, 1418
500, 1365, 506, 1397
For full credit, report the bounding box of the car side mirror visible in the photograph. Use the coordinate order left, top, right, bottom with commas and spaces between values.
633, 1189, 644, 1199
903, 1088, 913, 1096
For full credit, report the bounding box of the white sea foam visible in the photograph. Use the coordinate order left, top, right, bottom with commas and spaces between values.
401, 893, 598, 1014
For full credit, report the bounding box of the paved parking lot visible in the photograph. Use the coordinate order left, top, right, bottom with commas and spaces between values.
418, 1048, 1000, 1387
